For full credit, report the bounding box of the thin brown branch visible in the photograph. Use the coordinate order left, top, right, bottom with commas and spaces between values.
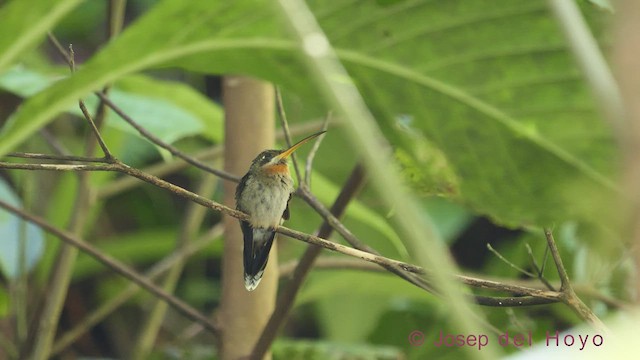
457, 274, 561, 300
0, 161, 559, 304
38, 128, 72, 156
51, 225, 222, 355
487, 243, 535, 277
95, 92, 240, 183
304, 113, 329, 187
0, 162, 118, 172
96, 145, 224, 199
7, 152, 109, 163
275, 87, 302, 183
47, 32, 72, 64
66, 44, 113, 159
0, 159, 569, 303
543, 228, 607, 330
279, 256, 562, 303
525, 243, 555, 291
297, 188, 377, 254
95, 120, 327, 200
78, 98, 112, 159
544, 228, 571, 291
0, 199, 219, 334
474, 295, 558, 306
298, 184, 437, 293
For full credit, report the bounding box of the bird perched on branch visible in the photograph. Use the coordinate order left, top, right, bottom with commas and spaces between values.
235, 131, 325, 291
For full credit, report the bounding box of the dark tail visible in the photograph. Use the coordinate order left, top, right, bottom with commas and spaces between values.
240, 221, 276, 291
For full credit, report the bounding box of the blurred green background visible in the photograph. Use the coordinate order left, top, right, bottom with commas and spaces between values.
0, 0, 628, 359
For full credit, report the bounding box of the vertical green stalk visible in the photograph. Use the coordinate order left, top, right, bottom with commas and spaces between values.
29, 175, 90, 360
131, 174, 218, 359
15, 210, 27, 345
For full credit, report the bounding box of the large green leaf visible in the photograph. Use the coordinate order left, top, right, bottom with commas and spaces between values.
0, 0, 83, 73
0, 0, 618, 229
0, 67, 223, 144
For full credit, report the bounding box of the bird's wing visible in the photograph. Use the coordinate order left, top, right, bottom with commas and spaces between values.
235, 172, 250, 203
282, 193, 292, 220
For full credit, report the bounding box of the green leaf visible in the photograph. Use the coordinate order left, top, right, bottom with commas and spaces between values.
0, 0, 619, 230
0, 179, 44, 279
0, 66, 222, 145
0, 0, 83, 73
320, 0, 618, 229
114, 75, 223, 143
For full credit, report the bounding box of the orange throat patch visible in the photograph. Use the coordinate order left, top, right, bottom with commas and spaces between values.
263, 163, 289, 175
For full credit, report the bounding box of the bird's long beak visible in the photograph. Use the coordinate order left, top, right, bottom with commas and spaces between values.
274, 131, 326, 161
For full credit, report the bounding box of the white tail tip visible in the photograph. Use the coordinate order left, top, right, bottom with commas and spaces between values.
244, 272, 264, 291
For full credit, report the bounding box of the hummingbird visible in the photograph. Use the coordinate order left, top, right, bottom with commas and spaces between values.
235, 131, 326, 291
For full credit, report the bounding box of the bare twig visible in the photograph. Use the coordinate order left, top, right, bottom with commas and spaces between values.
544, 228, 571, 291
96, 120, 327, 199
474, 295, 557, 306
297, 188, 377, 254
487, 243, 535, 277
47, 32, 72, 64
48, 31, 236, 182
78, 97, 113, 159
304, 113, 329, 187
7, 152, 109, 163
0, 162, 120, 172
525, 243, 555, 291
0, 159, 569, 304
95, 92, 240, 183
0, 199, 219, 334
66, 44, 114, 159
38, 128, 72, 156
275, 87, 303, 183
51, 225, 222, 355
543, 228, 607, 330
278, 256, 564, 302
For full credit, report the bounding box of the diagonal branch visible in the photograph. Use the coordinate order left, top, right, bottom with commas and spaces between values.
7, 152, 108, 163
275, 87, 303, 183
304, 113, 330, 187
0, 159, 568, 302
51, 225, 223, 355
95, 92, 240, 183
0, 199, 219, 334
543, 228, 607, 330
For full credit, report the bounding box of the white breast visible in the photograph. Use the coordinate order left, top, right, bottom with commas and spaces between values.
238, 174, 293, 229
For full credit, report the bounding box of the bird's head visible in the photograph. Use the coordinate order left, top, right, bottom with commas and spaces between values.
249, 131, 326, 175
